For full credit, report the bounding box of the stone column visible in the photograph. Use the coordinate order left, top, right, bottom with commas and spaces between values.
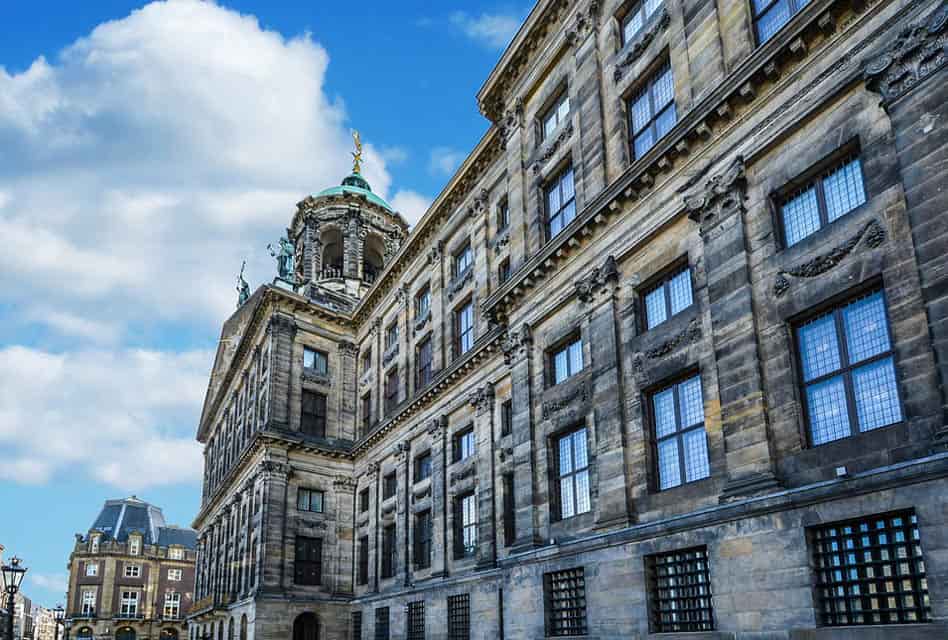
469, 383, 498, 569
337, 341, 359, 440
427, 416, 449, 578
266, 314, 297, 431
684, 156, 780, 500
332, 475, 356, 596
362, 462, 380, 594
395, 441, 411, 586
256, 455, 289, 592
502, 324, 543, 551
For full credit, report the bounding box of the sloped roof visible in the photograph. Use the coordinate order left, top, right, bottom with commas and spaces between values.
88, 496, 195, 549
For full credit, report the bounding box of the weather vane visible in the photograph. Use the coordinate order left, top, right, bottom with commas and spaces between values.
351, 130, 363, 174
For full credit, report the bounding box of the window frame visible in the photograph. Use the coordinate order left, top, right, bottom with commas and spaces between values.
639, 260, 694, 332
357, 535, 370, 586
648, 372, 711, 491
381, 525, 397, 579
454, 299, 475, 358
544, 165, 576, 241
541, 90, 571, 141
503, 473, 516, 547
544, 567, 587, 637
500, 399, 513, 437
452, 426, 476, 463
361, 392, 372, 434
167, 568, 183, 582
375, 607, 390, 640
383, 471, 397, 500
553, 426, 591, 520
406, 601, 425, 640
496, 199, 510, 232
447, 594, 471, 640
169, 547, 183, 560
498, 258, 511, 285
413, 509, 432, 570
120, 590, 139, 617
453, 243, 473, 279
385, 323, 399, 351
753, 0, 809, 45
359, 488, 370, 513
384, 367, 399, 414
413, 450, 432, 483
415, 285, 431, 319
163, 592, 181, 619
453, 491, 477, 559
548, 334, 584, 386
301, 389, 327, 437
621, 0, 665, 45
361, 349, 372, 375
293, 535, 322, 586
416, 336, 433, 389
646, 546, 714, 633
80, 590, 96, 616
85, 563, 99, 577
302, 347, 328, 376
297, 487, 325, 513
124, 564, 141, 579
627, 59, 676, 161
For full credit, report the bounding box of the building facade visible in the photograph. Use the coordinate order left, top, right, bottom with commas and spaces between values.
66, 497, 197, 640
34, 605, 59, 640
188, 0, 948, 638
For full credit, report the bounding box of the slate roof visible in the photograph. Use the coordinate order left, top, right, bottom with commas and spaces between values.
88, 496, 196, 549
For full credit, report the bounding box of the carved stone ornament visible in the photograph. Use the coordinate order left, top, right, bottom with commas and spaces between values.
864, 4, 948, 105
413, 309, 431, 335
426, 241, 444, 265
337, 340, 359, 357
366, 461, 380, 475
259, 459, 288, 476
498, 446, 514, 462
541, 381, 590, 420
533, 122, 574, 175
499, 98, 524, 147
575, 255, 620, 304
632, 318, 703, 384
447, 267, 474, 301
383, 343, 399, 368
396, 283, 410, 307
449, 461, 477, 485
683, 156, 746, 230
614, 9, 670, 83
469, 188, 490, 217
493, 230, 511, 255
427, 416, 447, 440
412, 484, 431, 501
773, 219, 887, 297
394, 440, 411, 461
301, 370, 331, 387
333, 475, 356, 491
300, 519, 328, 531
468, 383, 495, 415
384, 231, 401, 260
501, 323, 533, 365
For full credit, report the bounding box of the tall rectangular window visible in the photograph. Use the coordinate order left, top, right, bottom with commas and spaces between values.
81, 590, 96, 616
406, 601, 425, 640
129, 538, 140, 555
85, 563, 98, 577
385, 323, 399, 351
357, 536, 369, 586
555, 427, 591, 519
416, 337, 433, 388
753, 0, 810, 44
503, 473, 516, 547
452, 427, 475, 463
351, 611, 363, 640
542, 91, 570, 140
296, 488, 324, 513
415, 286, 431, 319
550, 336, 583, 385
781, 154, 867, 247
120, 591, 139, 617
447, 594, 470, 640
163, 592, 181, 619
381, 525, 396, 579
385, 367, 399, 414
647, 547, 714, 632
455, 301, 475, 357
414, 451, 432, 482
545, 166, 576, 239
374, 607, 390, 640
361, 349, 372, 375
652, 374, 710, 490
454, 243, 473, 278
500, 399, 513, 436
301, 390, 327, 437
414, 510, 432, 569
811, 511, 929, 626
303, 347, 328, 375
622, 0, 664, 44
642, 264, 693, 330
496, 200, 510, 231
293, 536, 322, 586
454, 492, 477, 559
498, 258, 511, 285
383, 471, 397, 500
629, 61, 676, 160
544, 567, 587, 636
796, 289, 901, 446
361, 393, 372, 433
359, 488, 370, 513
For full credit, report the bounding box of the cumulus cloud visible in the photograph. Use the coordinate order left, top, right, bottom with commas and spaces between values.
450, 11, 522, 49
391, 190, 432, 226
428, 146, 465, 176
0, 345, 211, 490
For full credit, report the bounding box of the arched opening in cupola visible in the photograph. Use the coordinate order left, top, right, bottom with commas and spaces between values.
363, 233, 385, 284
321, 228, 344, 279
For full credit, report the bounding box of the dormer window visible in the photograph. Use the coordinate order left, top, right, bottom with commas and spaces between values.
90, 535, 100, 553
129, 536, 141, 556
303, 347, 328, 376
169, 547, 183, 560
542, 91, 570, 140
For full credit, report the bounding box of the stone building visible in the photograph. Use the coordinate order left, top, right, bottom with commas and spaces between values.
65, 497, 197, 640
187, 0, 948, 637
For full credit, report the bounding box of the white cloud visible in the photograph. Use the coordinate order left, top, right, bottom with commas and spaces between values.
428, 146, 465, 176
450, 11, 522, 49
29, 309, 122, 344
391, 190, 432, 226
27, 573, 69, 594
379, 146, 409, 165
0, 345, 211, 490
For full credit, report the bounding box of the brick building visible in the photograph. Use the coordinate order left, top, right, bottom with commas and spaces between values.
188, 0, 948, 638
66, 497, 197, 640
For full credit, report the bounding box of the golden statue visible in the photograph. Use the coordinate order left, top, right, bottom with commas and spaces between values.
351, 130, 363, 174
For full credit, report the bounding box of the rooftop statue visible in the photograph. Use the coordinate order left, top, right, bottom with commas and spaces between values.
268, 236, 295, 283
236, 261, 250, 307
351, 130, 363, 174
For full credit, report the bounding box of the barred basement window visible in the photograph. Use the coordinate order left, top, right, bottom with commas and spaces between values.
780, 153, 866, 247
406, 601, 425, 640
544, 567, 587, 636
293, 536, 321, 585
629, 61, 676, 160
642, 263, 693, 330
647, 546, 714, 632
795, 289, 902, 446
351, 611, 362, 640
357, 536, 369, 585
650, 374, 710, 490
447, 594, 470, 640
374, 607, 390, 640
811, 511, 930, 626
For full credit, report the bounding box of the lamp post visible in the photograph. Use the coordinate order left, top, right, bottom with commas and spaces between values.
53, 605, 64, 640
1, 557, 28, 640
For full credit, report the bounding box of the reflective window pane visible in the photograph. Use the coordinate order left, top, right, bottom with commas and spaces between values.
798, 314, 842, 381
807, 375, 851, 445
853, 358, 901, 432
782, 186, 821, 246
844, 292, 890, 364
824, 157, 866, 222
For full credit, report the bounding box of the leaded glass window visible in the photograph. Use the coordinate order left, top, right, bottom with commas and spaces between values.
542, 92, 570, 140
652, 374, 710, 490
546, 166, 576, 239
643, 264, 693, 330
556, 427, 590, 519
629, 61, 676, 160
781, 154, 866, 247
753, 0, 812, 44
622, 0, 664, 44
551, 336, 583, 385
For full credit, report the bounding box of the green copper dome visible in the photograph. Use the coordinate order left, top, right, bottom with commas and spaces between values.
316, 172, 393, 211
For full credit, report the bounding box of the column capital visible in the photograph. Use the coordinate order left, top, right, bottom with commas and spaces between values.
684, 155, 746, 233
501, 323, 533, 366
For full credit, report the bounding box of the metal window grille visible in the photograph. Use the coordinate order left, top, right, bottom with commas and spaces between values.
447, 594, 470, 640
651, 374, 710, 490
647, 546, 714, 632
544, 567, 587, 636
351, 611, 362, 640
374, 607, 389, 640
629, 61, 676, 159
642, 264, 693, 330
811, 510, 930, 626
781, 154, 866, 247
406, 601, 425, 640
546, 166, 576, 239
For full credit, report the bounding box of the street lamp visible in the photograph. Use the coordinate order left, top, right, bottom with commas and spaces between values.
53, 605, 65, 640
1, 557, 28, 640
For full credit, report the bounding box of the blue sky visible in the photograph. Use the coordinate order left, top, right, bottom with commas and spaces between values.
0, 0, 525, 608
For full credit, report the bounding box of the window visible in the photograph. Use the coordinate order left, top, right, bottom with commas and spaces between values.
297, 488, 324, 513
544, 567, 587, 636
642, 264, 693, 330
500, 399, 513, 437
416, 337, 433, 388
163, 592, 181, 619
357, 536, 369, 585
406, 601, 425, 640
811, 510, 929, 626
302, 347, 328, 375
383, 471, 397, 500
498, 258, 511, 284
453, 243, 473, 278
550, 336, 583, 385
362, 393, 372, 433
124, 564, 141, 578
780, 154, 867, 247
503, 473, 516, 547
81, 590, 96, 616
447, 594, 470, 640
301, 390, 327, 437
169, 548, 183, 560
651, 374, 710, 490
120, 591, 139, 617
414, 510, 432, 569
496, 200, 510, 231
385, 367, 399, 413
555, 427, 591, 519
542, 91, 570, 140
385, 323, 399, 351
452, 427, 475, 463
545, 166, 576, 239
129, 537, 140, 556
629, 61, 676, 160
415, 286, 431, 319
85, 563, 98, 577
293, 536, 322, 586
622, 0, 664, 44
361, 349, 372, 375
374, 607, 390, 640
414, 451, 432, 482
454, 492, 477, 559
352, 612, 363, 640
359, 488, 370, 513
168, 569, 183, 582
796, 290, 901, 446
753, 0, 810, 44
455, 301, 475, 357
381, 525, 396, 579
90, 535, 100, 553
647, 547, 714, 632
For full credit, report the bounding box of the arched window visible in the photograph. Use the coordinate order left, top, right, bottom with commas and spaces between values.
363, 234, 385, 284
292, 613, 318, 640
321, 228, 344, 279
239, 615, 248, 640
160, 630, 178, 640
116, 627, 136, 640
76, 627, 94, 640
228, 618, 235, 640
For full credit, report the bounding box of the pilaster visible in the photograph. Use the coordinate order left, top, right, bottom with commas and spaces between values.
469, 383, 497, 569
427, 416, 449, 578
265, 313, 297, 431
